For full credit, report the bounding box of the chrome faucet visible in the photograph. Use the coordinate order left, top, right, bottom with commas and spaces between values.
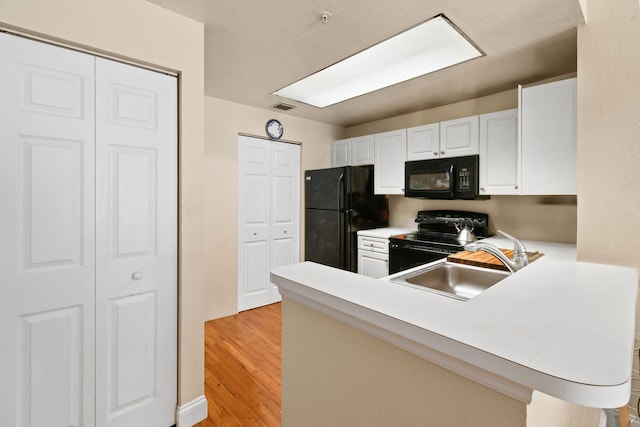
464, 230, 529, 273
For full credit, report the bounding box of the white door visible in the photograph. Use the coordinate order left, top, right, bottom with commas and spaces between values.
0, 33, 96, 427
0, 33, 177, 427
238, 135, 300, 311
374, 129, 407, 195
439, 115, 479, 158
95, 58, 177, 426
407, 123, 440, 160
479, 109, 519, 195
269, 141, 300, 297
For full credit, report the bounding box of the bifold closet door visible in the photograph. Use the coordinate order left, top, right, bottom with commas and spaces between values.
95, 58, 177, 426
0, 33, 97, 426
0, 32, 177, 426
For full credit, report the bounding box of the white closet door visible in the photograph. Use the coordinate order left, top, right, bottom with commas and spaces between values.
238, 136, 272, 311
238, 136, 300, 311
95, 58, 177, 426
0, 33, 96, 427
270, 141, 300, 300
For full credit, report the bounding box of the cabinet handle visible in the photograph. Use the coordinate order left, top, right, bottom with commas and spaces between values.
440, 151, 445, 155
132, 272, 143, 280
480, 187, 485, 192
284, 229, 287, 234
433, 152, 438, 156
514, 185, 519, 190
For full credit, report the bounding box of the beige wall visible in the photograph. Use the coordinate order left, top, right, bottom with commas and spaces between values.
282, 298, 528, 427
203, 96, 344, 320
0, 0, 206, 405
347, 89, 579, 243
283, 298, 601, 426
577, 0, 640, 414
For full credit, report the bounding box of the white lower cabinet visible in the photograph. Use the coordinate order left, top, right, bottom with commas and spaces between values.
357, 228, 414, 278
479, 108, 519, 195
358, 235, 390, 278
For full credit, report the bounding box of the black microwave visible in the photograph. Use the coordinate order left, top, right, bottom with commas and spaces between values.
404, 155, 487, 200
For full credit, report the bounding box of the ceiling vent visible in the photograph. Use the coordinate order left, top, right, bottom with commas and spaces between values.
273, 102, 296, 111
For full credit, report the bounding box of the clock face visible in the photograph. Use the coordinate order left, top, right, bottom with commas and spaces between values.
266, 119, 283, 139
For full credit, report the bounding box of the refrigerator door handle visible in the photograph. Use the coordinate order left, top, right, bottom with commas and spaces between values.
337, 172, 345, 211
338, 211, 345, 269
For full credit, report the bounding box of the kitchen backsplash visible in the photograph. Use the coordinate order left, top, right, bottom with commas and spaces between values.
388, 194, 577, 244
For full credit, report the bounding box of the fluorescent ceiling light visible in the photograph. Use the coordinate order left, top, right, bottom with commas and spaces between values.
273, 15, 483, 108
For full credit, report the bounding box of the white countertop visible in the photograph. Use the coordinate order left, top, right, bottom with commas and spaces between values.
357, 226, 415, 238
271, 239, 637, 408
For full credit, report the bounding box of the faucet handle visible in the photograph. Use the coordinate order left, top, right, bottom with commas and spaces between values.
497, 230, 527, 254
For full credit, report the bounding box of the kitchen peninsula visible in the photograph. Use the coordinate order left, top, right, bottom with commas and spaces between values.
271, 239, 637, 426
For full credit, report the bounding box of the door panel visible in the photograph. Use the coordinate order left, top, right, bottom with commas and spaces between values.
0, 32, 96, 427
95, 58, 177, 427
270, 142, 300, 300
238, 137, 271, 310
305, 209, 343, 269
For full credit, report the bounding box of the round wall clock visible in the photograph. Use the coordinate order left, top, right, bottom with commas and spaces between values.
266, 119, 284, 139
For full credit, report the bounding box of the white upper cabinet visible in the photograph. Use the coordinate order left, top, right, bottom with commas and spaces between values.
331, 135, 374, 167
479, 109, 519, 195
519, 77, 576, 195
407, 123, 440, 160
331, 138, 350, 167
374, 129, 407, 195
439, 115, 479, 158
350, 134, 375, 165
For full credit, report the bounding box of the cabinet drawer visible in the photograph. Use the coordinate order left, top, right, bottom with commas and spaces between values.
358, 236, 388, 253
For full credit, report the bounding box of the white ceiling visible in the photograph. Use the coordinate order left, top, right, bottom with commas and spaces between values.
147, 0, 583, 127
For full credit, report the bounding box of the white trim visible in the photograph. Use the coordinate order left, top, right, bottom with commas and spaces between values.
176, 395, 208, 427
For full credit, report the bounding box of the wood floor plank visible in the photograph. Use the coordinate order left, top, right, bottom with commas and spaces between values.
196, 302, 282, 427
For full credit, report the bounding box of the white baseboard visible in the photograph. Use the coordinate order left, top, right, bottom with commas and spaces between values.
176, 395, 208, 427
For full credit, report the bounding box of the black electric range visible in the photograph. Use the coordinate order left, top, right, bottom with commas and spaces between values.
388, 210, 490, 274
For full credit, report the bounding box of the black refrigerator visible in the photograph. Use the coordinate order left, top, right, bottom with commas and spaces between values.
305, 165, 389, 272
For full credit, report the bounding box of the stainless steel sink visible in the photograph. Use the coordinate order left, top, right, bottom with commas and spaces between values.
389, 261, 510, 301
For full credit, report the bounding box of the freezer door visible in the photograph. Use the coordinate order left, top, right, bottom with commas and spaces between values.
305, 167, 346, 210
305, 209, 348, 270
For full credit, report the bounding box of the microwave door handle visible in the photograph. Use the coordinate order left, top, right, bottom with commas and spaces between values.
449, 164, 455, 196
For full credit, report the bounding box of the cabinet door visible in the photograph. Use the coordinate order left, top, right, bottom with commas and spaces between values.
407, 123, 440, 160
374, 129, 407, 195
479, 109, 519, 195
519, 78, 576, 195
351, 134, 375, 165
440, 115, 479, 158
358, 249, 389, 278
332, 138, 350, 167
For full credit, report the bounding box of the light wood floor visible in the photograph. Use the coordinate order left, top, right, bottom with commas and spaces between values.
196, 302, 282, 427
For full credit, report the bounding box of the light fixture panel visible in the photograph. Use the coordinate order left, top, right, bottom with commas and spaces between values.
273, 15, 483, 108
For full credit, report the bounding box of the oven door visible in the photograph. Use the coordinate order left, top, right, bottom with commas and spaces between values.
388, 241, 453, 275
404, 158, 455, 199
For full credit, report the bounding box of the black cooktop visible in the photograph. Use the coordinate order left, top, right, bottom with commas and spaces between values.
389, 210, 490, 247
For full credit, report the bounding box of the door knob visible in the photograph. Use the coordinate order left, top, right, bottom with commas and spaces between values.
132, 272, 143, 280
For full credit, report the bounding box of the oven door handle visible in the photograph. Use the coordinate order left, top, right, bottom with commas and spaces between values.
399, 245, 455, 255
